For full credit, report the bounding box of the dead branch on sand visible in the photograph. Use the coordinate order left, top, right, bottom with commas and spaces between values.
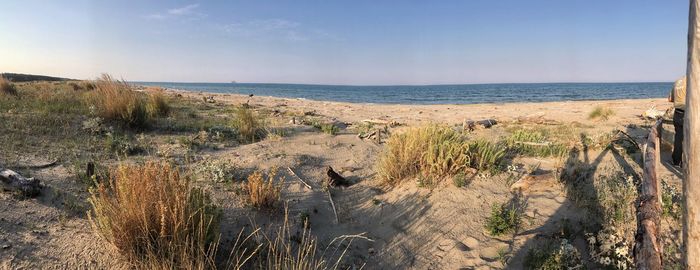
0, 168, 41, 197
287, 167, 312, 190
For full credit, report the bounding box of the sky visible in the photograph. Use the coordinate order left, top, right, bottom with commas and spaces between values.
0, 1, 690, 85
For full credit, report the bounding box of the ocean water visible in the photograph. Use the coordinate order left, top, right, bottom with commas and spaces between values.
137, 82, 671, 105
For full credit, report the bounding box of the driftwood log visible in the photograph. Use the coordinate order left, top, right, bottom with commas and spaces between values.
326, 166, 351, 187
463, 119, 497, 131
634, 119, 663, 269
0, 168, 42, 197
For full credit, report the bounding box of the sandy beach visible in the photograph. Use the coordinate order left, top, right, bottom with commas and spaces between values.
1, 80, 683, 269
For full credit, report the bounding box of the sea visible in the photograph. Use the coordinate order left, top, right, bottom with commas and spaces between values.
136, 82, 671, 105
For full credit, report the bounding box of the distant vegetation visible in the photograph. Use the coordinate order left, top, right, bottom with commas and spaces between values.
0, 75, 18, 96
1, 72, 72, 82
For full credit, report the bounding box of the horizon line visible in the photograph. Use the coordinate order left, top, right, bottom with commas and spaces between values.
134, 80, 674, 87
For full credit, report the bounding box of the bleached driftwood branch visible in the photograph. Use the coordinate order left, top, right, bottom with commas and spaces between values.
0, 168, 42, 197
287, 167, 312, 190
634, 119, 663, 269
327, 189, 339, 224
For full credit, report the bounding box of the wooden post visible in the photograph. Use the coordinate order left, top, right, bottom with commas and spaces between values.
634, 120, 663, 269
687, 1, 700, 268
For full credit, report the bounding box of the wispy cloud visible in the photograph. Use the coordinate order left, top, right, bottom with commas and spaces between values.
222, 19, 311, 41
146, 3, 205, 20
168, 4, 199, 15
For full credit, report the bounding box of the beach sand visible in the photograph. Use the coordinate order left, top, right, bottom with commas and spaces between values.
1, 87, 682, 269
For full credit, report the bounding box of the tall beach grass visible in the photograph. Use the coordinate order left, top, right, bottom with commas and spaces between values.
88, 162, 221, 269
88, 74, 149, 128
0, 75, 17, 96
377, 125, 506, 186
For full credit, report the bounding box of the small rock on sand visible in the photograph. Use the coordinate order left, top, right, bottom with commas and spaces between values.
461, 236, 480, 250
479, 244, 509, 262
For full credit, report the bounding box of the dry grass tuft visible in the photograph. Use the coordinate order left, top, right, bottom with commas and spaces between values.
147, 92, 171, 117
588, 106, 615, 121
88, 162, 221, 269
245, 170, 282, 209
233, 106, 266, 143
0, 75, 18, 96
250, 210, 327, 269
377, 125, 506, 186
88, 74, 149, 128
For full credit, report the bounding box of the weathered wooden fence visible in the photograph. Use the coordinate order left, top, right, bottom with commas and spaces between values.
634, 119, 663, 269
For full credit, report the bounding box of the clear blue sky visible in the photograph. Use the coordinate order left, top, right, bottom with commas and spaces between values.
0, 1, 689, 85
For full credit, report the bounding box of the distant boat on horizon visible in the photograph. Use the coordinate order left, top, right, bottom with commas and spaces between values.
231, 80, 237, 83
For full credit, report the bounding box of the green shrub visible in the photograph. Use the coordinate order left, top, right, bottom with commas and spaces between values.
506, 129, 568, 158
486, 201, 523, 236
588, 106, 615, 121
524, 239, 583, 270
104, 133, 145, 156
320, 123, 340, 135
469, 140, 506, 173
595, 172, 636, 225
662, 181, 682, 220
453, 173, 469, 188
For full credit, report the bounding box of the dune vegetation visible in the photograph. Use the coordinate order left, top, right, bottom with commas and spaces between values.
88, 162, 221, 269
588, 106, 615, 121
0, 77, 683, 269
0, 75, 18, 96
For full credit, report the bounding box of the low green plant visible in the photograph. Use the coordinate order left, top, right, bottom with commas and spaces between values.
104, 133, 145, 156
453, 173, 469, 188
469, 140, 506, 173
588, 106, 615, 121
595, 172, 636, 226
208, 125, 239, 142
320, 123, 340, 135
585, 228, 633, 269
196, 159, 237, 183
524, 239, 583, 270
662, 181, 682, 220
486, 199, 524, 236
506, 129, 568, 158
